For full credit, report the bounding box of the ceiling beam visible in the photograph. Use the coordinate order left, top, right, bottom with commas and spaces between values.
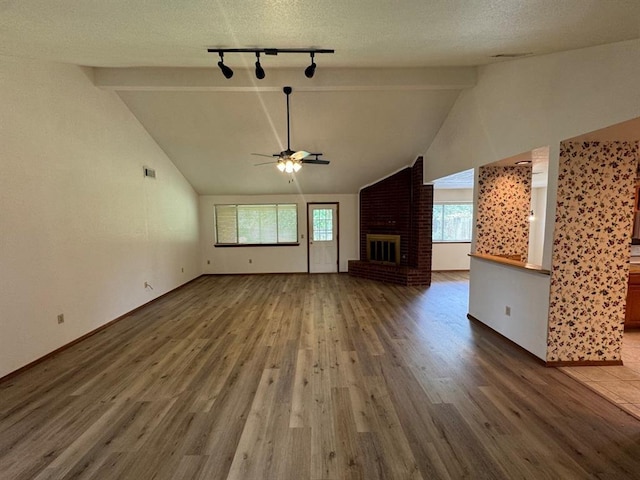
93, 67, 477, 92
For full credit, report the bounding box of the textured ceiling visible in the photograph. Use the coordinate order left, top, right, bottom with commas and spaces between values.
3, 1, 639, 194
2, 1, 639, 68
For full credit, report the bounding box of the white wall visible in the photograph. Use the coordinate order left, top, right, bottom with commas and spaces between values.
200, 194, 358, 273
432, 188, 472, 270
0, 57, 201, 378
432, 244, 471, 271
468, 258, 550, 360
527, 187, 547, 265
424, 39, 640, 184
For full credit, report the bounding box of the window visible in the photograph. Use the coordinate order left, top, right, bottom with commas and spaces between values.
215, 204, 298, 245
312, 208, 333, 241
432, 203, 473, 242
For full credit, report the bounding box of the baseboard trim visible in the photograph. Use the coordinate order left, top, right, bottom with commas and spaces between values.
466, 313, 624, 367
546, 360, 623, 367
201, 271, 348, 275
431, 269, 471, 272
0, 275, 204, 384
466, 313, 547, 366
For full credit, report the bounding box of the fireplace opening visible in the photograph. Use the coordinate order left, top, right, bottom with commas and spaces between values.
366, 234, 401, 265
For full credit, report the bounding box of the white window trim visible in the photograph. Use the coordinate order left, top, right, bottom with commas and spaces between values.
432, 201, 473, 243
214, 203, 299, 246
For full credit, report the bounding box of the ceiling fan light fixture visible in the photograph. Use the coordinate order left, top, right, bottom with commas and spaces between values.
283, 159, 296, 173
255, 52, 265, 79
304, 52, 316, 78
217, 53, 233, 79
252, 86, 330, 174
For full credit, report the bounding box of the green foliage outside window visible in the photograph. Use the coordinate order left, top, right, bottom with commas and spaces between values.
432, 203, 473, 242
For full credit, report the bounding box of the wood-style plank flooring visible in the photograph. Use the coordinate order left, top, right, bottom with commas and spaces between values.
2, 272, 640, 479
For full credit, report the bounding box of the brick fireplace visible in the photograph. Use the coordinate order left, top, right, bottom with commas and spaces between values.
348, 157, 433, 286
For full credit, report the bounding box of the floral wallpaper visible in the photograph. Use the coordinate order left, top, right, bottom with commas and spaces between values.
547, 141, 638, 362
475, 165, 532, 261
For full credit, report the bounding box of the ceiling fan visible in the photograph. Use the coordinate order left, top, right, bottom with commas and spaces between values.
253, 86, 330, 173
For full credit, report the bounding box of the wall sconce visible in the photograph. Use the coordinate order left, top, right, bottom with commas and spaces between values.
207, 47, 334, 80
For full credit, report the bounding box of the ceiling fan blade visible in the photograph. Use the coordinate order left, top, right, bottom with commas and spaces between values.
302, 159, 330, 165
254, 161, 275, 166
290, 150, 310, 161
251, 153, 279, 158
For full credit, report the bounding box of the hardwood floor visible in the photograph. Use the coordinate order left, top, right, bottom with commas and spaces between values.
2, 272, 640, 479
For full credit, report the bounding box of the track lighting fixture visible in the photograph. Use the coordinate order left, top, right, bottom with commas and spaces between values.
207, 47, 334, 79
255, 52, 265, 79
217, 52, 233, 79
304, 52, 316, 78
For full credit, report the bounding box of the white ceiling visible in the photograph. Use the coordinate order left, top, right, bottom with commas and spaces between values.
3, 1, 639, 68
3, 1, 639, 194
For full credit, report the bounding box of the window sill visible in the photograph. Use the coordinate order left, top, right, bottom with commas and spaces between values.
215, 243, 300, 248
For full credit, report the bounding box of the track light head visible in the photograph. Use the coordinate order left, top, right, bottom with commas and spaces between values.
208, 48, 333, 79
218, 61, 234, 79
217, 53, 234, 79
304, 52, 316, 78
255, 53, 265, 80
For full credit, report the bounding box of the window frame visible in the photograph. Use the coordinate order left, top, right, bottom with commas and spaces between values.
214, 203, 300, 247
432, 201, 473, 244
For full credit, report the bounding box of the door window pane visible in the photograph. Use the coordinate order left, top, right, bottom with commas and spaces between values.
313, 209, 333, 241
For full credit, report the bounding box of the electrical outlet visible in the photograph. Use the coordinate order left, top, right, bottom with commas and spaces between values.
505, 306, 511, 316
57, 314, 64, 324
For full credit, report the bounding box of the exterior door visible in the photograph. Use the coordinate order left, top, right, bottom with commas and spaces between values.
308, 203, 338, 273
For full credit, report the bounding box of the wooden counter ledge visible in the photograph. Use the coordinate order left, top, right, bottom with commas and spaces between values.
469, 253, 551, 275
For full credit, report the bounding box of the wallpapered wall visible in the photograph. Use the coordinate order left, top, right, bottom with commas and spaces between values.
547, 141, 639, 362
475, 166, 532, 260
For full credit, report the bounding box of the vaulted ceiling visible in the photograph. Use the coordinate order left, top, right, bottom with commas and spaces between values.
3, 1, 639, 194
